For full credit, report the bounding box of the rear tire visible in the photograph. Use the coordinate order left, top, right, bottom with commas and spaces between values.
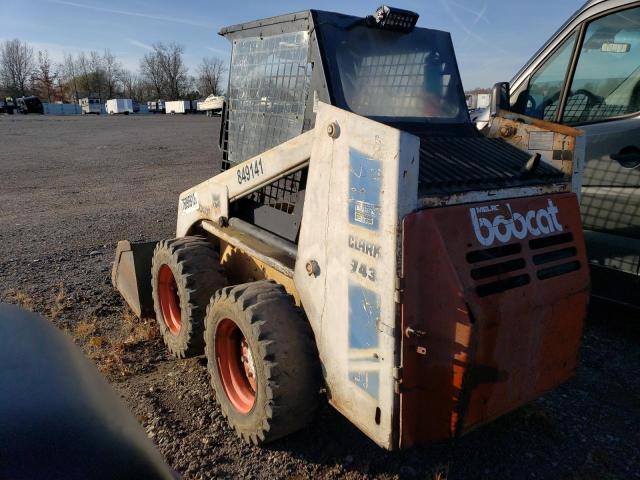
204, 281, 320, 445
151, 236, 226, 358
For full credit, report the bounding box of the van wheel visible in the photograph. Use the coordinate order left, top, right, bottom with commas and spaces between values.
151, 236, 226, 358
205, 281, 320, 444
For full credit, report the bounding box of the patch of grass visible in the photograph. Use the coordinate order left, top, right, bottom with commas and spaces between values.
4, 289, 35, 311
49, 282, 68, 321
95, 341, 132, 378
73, 318, 98, 340
120, 307, 159, 346
72, 307, 158, 380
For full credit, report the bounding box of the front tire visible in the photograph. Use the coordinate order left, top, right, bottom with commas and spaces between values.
151, 236, 226, 358
205, 281, 320, 445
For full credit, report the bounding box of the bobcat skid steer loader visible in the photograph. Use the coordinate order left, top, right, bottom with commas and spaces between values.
112, 6, 589, 449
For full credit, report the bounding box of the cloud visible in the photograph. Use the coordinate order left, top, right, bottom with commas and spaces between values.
19, 40, 85, 64
47, 0, 212, 28
128, 39, 153, 51
448, 1, 490, 25
437, 0, 509, 55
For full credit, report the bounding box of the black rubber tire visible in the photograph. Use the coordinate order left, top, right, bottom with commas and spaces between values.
151, 236, 226, 358
204, 280, 320, 445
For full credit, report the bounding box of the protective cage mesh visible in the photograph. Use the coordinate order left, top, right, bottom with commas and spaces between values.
222, 31, 312, 214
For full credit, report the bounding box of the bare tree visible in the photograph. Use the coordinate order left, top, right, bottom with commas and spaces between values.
102, 49, 121, 99
61, 53, 79, 102
33, 50, 57, 102
140, 42, 188, 99
88, 51, 105, 100
140, 49, 164, 99
0, 39, 35, 96
197, 56, 226, 96
76, 52, 92, 98
159, 43, 188, 100
119, 69, 145, 99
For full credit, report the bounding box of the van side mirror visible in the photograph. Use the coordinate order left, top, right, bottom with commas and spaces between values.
490, 82, 510, 117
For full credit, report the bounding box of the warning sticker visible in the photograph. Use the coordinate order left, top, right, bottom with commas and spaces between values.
180, 192, 199, 215
349, 148, 382, 231
354, 200, 375, 225
528, 131, 554, 151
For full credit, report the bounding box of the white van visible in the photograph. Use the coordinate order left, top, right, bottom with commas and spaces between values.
478, 0, 640, 308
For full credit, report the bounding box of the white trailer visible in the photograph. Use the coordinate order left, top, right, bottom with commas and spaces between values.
476, 93, 490, 109
106, 99, 133, 115
165, 100, 190, 114
466, 93, 491, 110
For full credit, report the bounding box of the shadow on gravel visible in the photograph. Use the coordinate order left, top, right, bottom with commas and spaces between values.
261, 302, 640, 480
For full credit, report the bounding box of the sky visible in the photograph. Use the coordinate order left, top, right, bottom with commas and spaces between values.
0, 0, 586, 90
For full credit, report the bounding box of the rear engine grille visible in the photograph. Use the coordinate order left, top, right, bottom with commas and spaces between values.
476, 275, 530, 298
470, 258, 526, 281
466, 231, 581, 297
529, 232, 581, 281
467, 242, 529, 297
418, 137, 567, 196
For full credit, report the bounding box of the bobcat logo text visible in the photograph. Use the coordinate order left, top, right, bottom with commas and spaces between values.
470, 200, 562, 247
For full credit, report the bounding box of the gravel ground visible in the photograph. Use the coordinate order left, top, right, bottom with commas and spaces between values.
1, 114, 639, 480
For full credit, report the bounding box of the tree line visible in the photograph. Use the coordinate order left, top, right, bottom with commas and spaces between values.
0, 39, 227, 103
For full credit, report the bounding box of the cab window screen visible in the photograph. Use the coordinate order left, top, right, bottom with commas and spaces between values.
226, 31, 311, 165
563, 6, 640, 124
319, 24, 467, 123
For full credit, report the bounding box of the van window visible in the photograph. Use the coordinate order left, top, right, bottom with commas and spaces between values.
512, 32, 577, 121
563, 6, 640, 124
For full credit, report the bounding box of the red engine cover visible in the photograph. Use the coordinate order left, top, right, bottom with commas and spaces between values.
399, 192, 589, 448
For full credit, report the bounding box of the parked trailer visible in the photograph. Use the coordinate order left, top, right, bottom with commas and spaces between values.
106, 99, 133, 115
165, 100, 190, 114
16, 96, 44, 114
79, 97, 102, 115
147, 101, 166, 114
465, 93, 490, 110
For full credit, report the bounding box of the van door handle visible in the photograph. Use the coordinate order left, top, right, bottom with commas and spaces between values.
611, 146, 640, 169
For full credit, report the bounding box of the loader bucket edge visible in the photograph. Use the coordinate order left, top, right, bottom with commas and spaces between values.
111, 240, 157, 318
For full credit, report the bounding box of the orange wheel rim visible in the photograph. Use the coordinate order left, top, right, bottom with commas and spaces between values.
215, 318, 257, 413
158, 265, 181, 335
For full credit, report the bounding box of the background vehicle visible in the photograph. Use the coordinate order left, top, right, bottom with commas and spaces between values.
148, 100, 166, 114
15, 96, 43, 114
2, 97, 16, 114
112, 6, 589, 450
478, 0, 640, 309
466, 92, 490, 110
197, 94, 225, 116
79, 97, 102, 115
106, 98, 133, 115
165, 100, 191, 114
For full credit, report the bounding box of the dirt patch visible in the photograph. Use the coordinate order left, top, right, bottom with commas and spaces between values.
1, 115, 639, 480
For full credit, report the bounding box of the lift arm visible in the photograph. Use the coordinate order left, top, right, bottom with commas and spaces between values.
176, 129, 314, 237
